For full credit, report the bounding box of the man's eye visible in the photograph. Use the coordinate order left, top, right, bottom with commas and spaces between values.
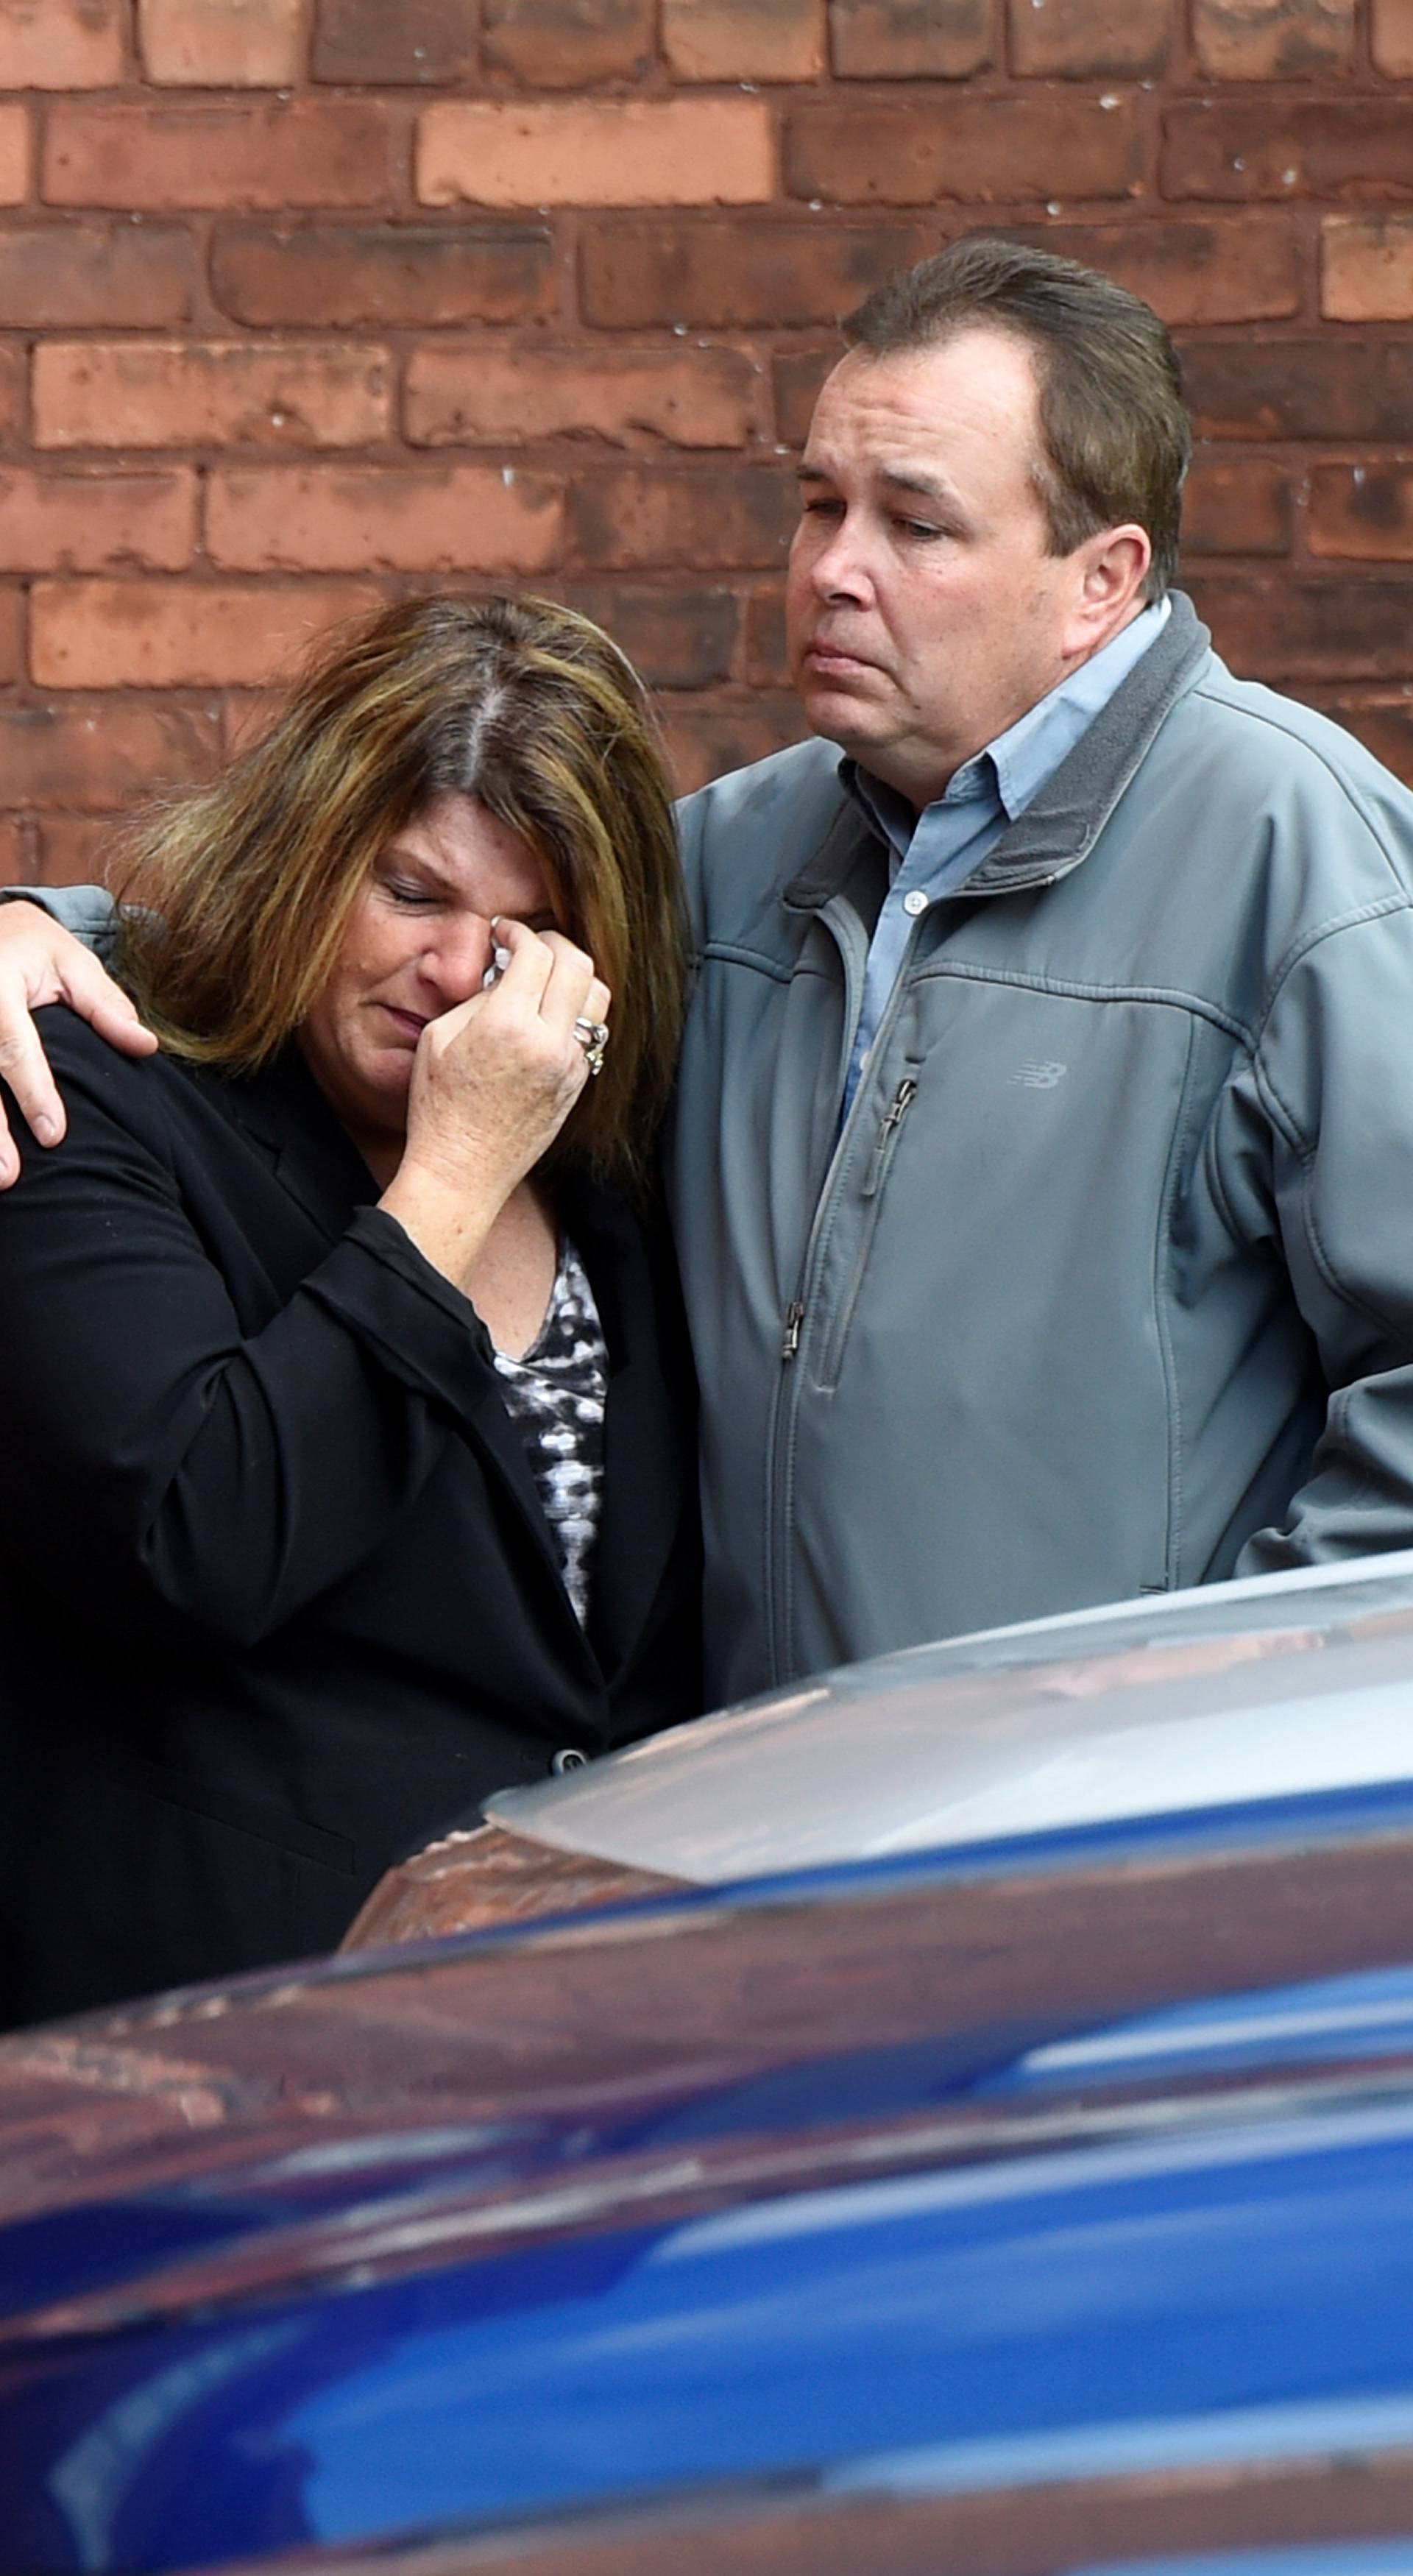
898, 518, 943, 541
801, 497, 843, 518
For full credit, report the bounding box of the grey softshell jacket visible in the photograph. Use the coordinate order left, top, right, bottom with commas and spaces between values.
671, 595, 1413, 1704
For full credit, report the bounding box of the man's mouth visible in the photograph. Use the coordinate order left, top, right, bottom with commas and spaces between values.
803, 640, 879, 677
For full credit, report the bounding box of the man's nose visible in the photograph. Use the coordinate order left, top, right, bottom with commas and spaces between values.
807, 516, 873, 604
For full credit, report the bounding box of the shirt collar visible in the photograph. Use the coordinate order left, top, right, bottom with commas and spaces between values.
848, 595, 1171, 858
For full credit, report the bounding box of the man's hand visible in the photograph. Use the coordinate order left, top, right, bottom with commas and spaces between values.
0, 899, 157, 1186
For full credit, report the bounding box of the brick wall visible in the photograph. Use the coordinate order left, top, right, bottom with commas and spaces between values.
2, 0, 1413, 883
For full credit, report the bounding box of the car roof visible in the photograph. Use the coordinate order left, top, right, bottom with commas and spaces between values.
483, 1551, 1413, 1880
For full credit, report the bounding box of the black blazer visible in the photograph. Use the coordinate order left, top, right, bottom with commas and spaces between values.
0, 1010, 701, 2028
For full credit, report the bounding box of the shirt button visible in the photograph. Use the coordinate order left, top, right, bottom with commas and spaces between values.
550, 1747, 589, 1776
902, 890, 928, 917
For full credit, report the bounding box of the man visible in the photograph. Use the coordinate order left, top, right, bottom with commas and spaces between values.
9, 237, 1413, 1707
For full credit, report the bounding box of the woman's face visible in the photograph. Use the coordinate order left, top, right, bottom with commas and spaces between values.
300, 791, 557, 1164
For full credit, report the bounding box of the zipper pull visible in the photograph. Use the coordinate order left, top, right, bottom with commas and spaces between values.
781, 1300, 804, 1362
863, 1077, 918, 1199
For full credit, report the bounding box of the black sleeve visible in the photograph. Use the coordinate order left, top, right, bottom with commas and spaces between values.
0, 1019, 509, 1649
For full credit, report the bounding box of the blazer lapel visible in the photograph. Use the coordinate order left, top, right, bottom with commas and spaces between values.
564, 1167, 698, 1683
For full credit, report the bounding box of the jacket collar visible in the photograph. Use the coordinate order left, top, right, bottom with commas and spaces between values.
783, 590, 1212, 914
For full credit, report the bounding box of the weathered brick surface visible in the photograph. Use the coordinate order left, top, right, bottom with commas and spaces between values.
483, 0, 654, 86
211, 227, 556, 328
569, 464, 797, 569
205, 464, 564, 572
1180, 337, 1413, 438
1001, 221, 1302, 321
140, 0, 306, 86
829, 0, 992, 77
1180, 454, 1292, 556
0, 700, 222, 807
44, 104, 392, 213
405, 345, 762, 448
1373, 0, 1413, 76
0, 0, 1406, 799
1192, 0, 1355, 78
35, 344, 390, 451
313, 0, 480, 85
663, 0, 824, 82
0, 0, 124, 88
785, 99, 1145, 205
1308, 464, 1413, 559
1163, 103, 1413, 202
0, 227, 196, 328
581, 220, 925, 328
32, 581, 381, 688
1009, 0, 1169, 79
417, 100, 774, 209
0, 467, 195, 571
1322, 216, 1413, 319
32, 815, 130, 889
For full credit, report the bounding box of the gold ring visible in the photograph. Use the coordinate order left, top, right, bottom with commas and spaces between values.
573, 1016, 609, 1078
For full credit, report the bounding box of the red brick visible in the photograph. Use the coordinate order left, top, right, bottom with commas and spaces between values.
483, 0, 654, 85
1009, 0, 1169, 78
206, 463, 563, 573
662, 0, 824, 82
0, 226, 195, 328
1180, 454, 1291, 556
0, 584, 22, 679
1180, 337, 1413, 439
773, 347, 837, 446
43, 103, 391, 213
1185, 573, 1413, 679
1162, 103, 1413, 202
744, 584, 788, 684
1193, 0, 1353, 77
0, 108, 28, 206
580, 219, 926, 328
0, 700, 221, 805
211, 224, 555, 328
31, 581, 382, 689
222, 689, 282, 754
829, 0, 991, 76
785, 99, 1144, 206
0, 347, 25, 447
0, 0, 124, 85
553, 582, 740, 685
1373, 0, 1413, 76
417, 100, 773, 210
569, 465, 796, 570
0, 468, 195, 573
1000, 220, 1300, 322
405, 345, 762, 450
1295, 688, 1413, 782
0, 818, 28, 887
139, 0, 306, 84
35, 342, 389, 453
662, 696, 810, 795
1322, 217, 1413, 320
314, 0, 478, 82
34, 815, 132, 888
1308, 463, 1413, 559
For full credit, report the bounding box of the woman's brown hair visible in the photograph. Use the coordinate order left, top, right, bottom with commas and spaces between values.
118, 592, 687, 1181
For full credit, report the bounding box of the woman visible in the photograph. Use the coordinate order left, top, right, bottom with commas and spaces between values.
0, 592, 701, 2030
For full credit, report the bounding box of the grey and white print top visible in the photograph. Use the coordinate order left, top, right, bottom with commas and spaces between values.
492, 1237, 607, 1628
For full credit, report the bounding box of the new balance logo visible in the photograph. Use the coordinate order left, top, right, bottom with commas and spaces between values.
1013, 1060, 1068, 1091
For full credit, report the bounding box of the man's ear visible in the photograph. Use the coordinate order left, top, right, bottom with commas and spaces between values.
1062, 524, 1152, 659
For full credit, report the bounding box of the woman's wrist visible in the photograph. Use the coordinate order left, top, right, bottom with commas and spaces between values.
378, 1158, 506, 1294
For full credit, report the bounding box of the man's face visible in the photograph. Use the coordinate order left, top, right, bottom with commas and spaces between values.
787, 328, 1100, 809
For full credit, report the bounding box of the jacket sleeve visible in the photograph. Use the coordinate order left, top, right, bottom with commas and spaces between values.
0, 1019, 514, 1651
0, 882, 121, 956
1230, 897, 1413, 1575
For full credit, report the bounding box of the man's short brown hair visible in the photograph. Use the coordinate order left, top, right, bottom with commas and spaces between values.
843, 237, 1191, 601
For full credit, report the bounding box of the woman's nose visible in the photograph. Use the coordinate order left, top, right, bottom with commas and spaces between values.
420, 915, 494, 1004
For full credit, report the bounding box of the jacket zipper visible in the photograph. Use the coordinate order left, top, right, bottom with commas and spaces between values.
816, 1076, 918, 1393
765, 912, 927, 1683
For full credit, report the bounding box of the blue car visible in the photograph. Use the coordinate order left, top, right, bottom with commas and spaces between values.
4, 1556, 1413, 2572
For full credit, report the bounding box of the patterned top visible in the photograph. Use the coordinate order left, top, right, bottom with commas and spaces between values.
492, 1237, 607, 1628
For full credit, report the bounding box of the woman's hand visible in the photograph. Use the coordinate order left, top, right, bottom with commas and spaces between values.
380, 917, 611, 1291
0, 901, 157, 1186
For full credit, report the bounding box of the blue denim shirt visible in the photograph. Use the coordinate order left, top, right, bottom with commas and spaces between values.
840, 598, 1169, 1117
